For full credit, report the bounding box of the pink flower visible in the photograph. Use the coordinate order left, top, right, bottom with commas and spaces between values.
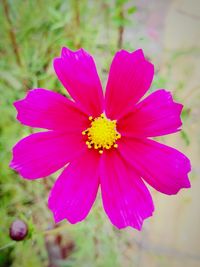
10, 48, 191, 230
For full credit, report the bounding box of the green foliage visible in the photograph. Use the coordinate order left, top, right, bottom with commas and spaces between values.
111, 1, 137, 27
0, 1, 137, 266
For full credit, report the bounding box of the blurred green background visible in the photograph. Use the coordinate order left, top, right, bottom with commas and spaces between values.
0, 0, 200, 266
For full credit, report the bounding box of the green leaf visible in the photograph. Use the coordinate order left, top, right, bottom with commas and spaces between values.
127, 6, 137, 14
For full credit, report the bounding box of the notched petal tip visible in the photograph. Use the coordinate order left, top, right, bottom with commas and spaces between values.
162, 90, 184, 129
116, 48, 146, 61
115, 209, 154, 231
61, 46, 74, 57
131, 48, 145, 60
61, 46, 90, 59
52, 208, 83, 225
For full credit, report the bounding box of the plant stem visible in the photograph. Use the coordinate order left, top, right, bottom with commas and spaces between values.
73, 0, 81, 49
74, 0, 80, 27
2, 0, 22, 66
0, 241, 15, 251
117, 5, 124, 49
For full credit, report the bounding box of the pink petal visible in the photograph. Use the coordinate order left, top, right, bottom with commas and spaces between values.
14, 89, 89, 131
118, 90, 183, 137
118, 138, 191, 195
100, 149, 154, 230
54, 47, 104, 116
10, 131, 85, 179
48, 149, 100, 224
105, 49, 154, 120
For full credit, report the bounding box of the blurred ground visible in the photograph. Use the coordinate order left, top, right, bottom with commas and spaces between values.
124, 1, 200, 267
0, 0, 200, 267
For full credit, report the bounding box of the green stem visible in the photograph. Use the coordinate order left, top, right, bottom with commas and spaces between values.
2, 0, 22, 66
117, 5, 124, 49
0, 241, 15, 251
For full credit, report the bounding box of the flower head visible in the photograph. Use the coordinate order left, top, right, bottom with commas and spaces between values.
10, 48, 191, 230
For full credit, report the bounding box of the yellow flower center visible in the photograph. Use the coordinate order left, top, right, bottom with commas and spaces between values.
82, 114, 121, 154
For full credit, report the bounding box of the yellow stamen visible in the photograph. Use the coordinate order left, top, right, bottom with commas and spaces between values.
82, 114, 121, 154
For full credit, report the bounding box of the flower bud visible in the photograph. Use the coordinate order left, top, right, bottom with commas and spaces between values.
9, 219, 28, 241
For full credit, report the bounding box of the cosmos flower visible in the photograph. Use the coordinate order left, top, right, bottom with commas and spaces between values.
10, 48, 191, 230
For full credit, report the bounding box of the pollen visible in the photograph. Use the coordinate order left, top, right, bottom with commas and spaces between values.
82, 114, 121, 154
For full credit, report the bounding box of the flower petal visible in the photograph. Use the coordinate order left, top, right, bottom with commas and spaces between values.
118, 90, 183, 137
118, 138, 191, 195
14, 89, 89, 131
54, 47, 104, 116
100, 149, 154, 230
105, 49, 154, 120
10, 131, 85, 179
48, 149, 100, 224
